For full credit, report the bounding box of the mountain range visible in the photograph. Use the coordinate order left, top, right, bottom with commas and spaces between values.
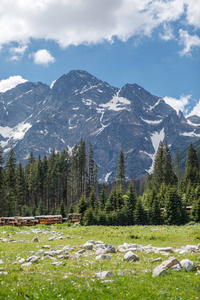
0, 70, 200, 181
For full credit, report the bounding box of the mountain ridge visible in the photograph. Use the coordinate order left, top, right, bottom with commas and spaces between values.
0, 69, 200, 181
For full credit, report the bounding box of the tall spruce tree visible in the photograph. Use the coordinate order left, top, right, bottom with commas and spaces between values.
163, 140, 177, 186
185, 143, 200, 189
152, 141, 164, 189
117, 150, 126, 190
0, 144, 5, 216
164, 187, 186, 225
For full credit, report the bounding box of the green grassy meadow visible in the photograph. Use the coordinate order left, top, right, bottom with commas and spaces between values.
0, 224, 200, 299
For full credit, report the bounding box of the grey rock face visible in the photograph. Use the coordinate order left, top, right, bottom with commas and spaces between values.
1, 70, 200, 179
180, 259, 194, 271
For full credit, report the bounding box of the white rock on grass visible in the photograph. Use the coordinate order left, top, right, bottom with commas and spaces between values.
83, 242, 94, 250
180, 259, 194, 271
52, 262, 62, 266
152, 268, 167, 277
124, 251, 139, 262
0, 272, 8, 275
18, 258, 25, 264
42, 245, 50, 249
95, 271, 114, 279
152, 257, 180, 277
96, 255, 111, 260
156, 247, 174, 253
0, 260, 4, 265
170, 264, 182, 271
26, 256, 40, 263
37, 250, 44, 255
21, 262, 32, 268
32, 237, 39, 242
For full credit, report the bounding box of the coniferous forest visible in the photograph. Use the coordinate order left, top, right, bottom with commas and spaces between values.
0, 138, 200, 225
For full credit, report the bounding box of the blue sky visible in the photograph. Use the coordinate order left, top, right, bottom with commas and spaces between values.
0, 0, 200, 116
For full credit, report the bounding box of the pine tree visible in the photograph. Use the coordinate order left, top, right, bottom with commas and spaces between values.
0, 144, 5, 216
60, 200, 66, 218
152, 141, 164, 189
83, 207, 95, 226
163, 140, 177, 186
134, 199, 147, 225
126, 182, 137, 210
164, 187, 185, 225
191, 198, 200, 222
173, 148, 182, 181
16, 162, 26, 215
149, 197, 162, 225
99, 186, 107, 210
117, 150, 126, 190
185, 143, 200, 188
4, 147, 17, 216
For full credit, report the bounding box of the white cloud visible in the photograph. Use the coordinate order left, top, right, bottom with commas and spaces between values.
0, 75, 28, 93
187, 100, 200, 117
179, 29, 200, 56
163, 95, 191, 114
0, 0, 199, 55
159, 23, 175, 41
31, 49, 55, 65
9, 44, 28, 61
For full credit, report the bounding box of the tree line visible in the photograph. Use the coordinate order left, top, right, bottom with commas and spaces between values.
0, 139, 200, 225
77, 142, 200, 226
0, 139, 97, 217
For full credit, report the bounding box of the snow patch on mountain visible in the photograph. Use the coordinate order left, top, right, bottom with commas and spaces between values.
180, 130, 200, 137
105, 172, 112, 182
0, 122, 32, 147
147, 99, 161, 111
187, 119, 200, 127
145, 128, 165, 174
141, 117, 163, 125
99, 91, 131, 112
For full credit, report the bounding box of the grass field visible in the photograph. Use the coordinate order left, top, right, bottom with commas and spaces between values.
0, 224, 200, 299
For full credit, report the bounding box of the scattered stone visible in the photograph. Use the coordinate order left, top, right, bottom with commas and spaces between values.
32, 237, 39, 242
18, 258, 25, 265
198, 244, 200, 249
0, 260, 4, 265
29, 251, 35, 255
105, 245, 116, 254
83, 242, 94, 250
37, 249, 44, 255
170, 264, 182, 271
158, 257, 180, 269
124, 251, 139, 262
42, 245, 50, 249
156, 247, 174, 253
78, 249, 85, 254
185, 245, 199, 252
52, 262, 62, 266
152, 257, 180, 277
152, 267, 168, 277
96, 254, 111, 260
180, 259, 194, 271
95, 271, 114, 279
48, 237, 54, 241
26, 256, 40, 263
21, 262, 32, 268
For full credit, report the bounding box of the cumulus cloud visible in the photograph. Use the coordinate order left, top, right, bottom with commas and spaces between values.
187, 100, 200, 117
163, 95, 191, 114
9, 44, 28, 61
0, 75, 28, 93
31, 49, 55, 65
179, 29, 200, 56
0, 0, 199, 56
